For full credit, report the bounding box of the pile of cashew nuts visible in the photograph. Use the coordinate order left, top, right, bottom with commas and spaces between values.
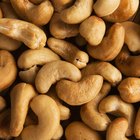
0, 0, 140, 139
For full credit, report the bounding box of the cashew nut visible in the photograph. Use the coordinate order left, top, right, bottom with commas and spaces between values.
87, 23, 125, 61
99, 95, 136, 136
0, 96, 6, 112
79, 16, 106, 46
47, 37, 89, 69
82, 61, 122, 86
80, 82, 111, 131
52, 125, 63, 140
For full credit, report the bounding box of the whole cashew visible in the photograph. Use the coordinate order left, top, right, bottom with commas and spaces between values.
47, 37, 89, 69
82, 62, 122, 86
99, 95, 136, 136
52, 125, 63, 140
80, 82, 111, 131
10, 0, 54, 26
93, 0, 120, 17
118, 77, 140, 103
0, 18, 47, 49
87, 23, 125, 61
56, 75, 103, 106
49, 13, 79, 39
104, 0, 139, 22
79, 16, 106, 46
0, 96, 6, 112
60, 0, 93, 24
0, 50, 17, 91
65, 121, 102, 140
21, 95, 60, 140
121, 21, 140, 53
106, 117, 130, 140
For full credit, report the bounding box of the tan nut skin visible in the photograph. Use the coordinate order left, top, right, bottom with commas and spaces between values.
106, 117, 130, 140
65, 121, 102, 140
0, 18, 47, 49
104, 0, 139, 22
79, 16, 106, 46
35, 60, 81, 93
99, 95, 136, 136
49, 13, 79, 39
21, 95, 60, 140
87, 23, 125, 61
10, 83, 37, 137
121, 22, 140, 53
82, 62, 122, 86
118, 77, 140, 103
56, 75, 103, 106
52, 125, 63, 140
60, 0, 93, 24
47, 38, 89, 69
10, 0, 54, 26
0, 50, 17, 91
80, 82, 111, 131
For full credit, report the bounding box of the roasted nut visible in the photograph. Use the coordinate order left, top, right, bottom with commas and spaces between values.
52, 125, 63, 140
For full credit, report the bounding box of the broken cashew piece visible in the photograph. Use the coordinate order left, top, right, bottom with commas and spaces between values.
87, 23, 125, 61
47, 38, 89, 69
80, 82, 111, 131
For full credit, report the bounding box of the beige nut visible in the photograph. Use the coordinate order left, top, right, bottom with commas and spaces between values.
65, 121, 102, 140
56, 75, 103, 106
79, 16, 106, 46
104, 0, 139, 22
80, 82, 111, 131
99, 95, 136, 136
82, 61, 122, 86
118, 77, 140, 103
0, 18, 47, 49
60, 0, 93, 24
0, 50, 17, 91
52, 125, 63, 140
0, 96, 6, 112
10, 0, 54, 26
21, 95, 60, 140
47, 38, 89, 69
87, 23, 125, 61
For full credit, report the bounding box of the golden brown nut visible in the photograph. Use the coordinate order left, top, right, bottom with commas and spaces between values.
0, 96, 6, 112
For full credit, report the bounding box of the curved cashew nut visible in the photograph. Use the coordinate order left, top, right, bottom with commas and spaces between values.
79, 16, 106, 46
52, 125, 63, 140
60, 0, 93, 24
93, 0, 120, 17
49, 13, 79, 39
80, 82, 111, 131
104, 0, 139, 22
21, 95, 60, 140
65, 121, 102, 140
56, 75, 103, 105
10, 0, 54, 25
99, 95, 136, 136
0, 96, 6, 112
118, 77, 140, 103
47, 38, 89, 69
0, 18, 47, 49
0, 50, 17, 91
106, 117, 130, 140
87, 23, 125, 61
82, 62, 122, 86
121, 21, 140, 53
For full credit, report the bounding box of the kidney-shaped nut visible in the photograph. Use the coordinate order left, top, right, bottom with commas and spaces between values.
104, 0, 139, 22
60, 0, 93, 24
106, 117, 130, 140
79, 16, 106, 46
52, 124, 63, 140
99, 95, 136, 136
0, 50, 17, 91
121, 21, 140, 53
93, 0, 120, 17
0, 18, 47, 49
65, 121, 102, 140
10, 0, 54, 26
80, 82, 111, 131
118, 77, 140, 103
82, 62, 122, 86
0, 96, 6, 112
87, 23, 125, 61
21, 95, 60, 140
47, 38, 89, 69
